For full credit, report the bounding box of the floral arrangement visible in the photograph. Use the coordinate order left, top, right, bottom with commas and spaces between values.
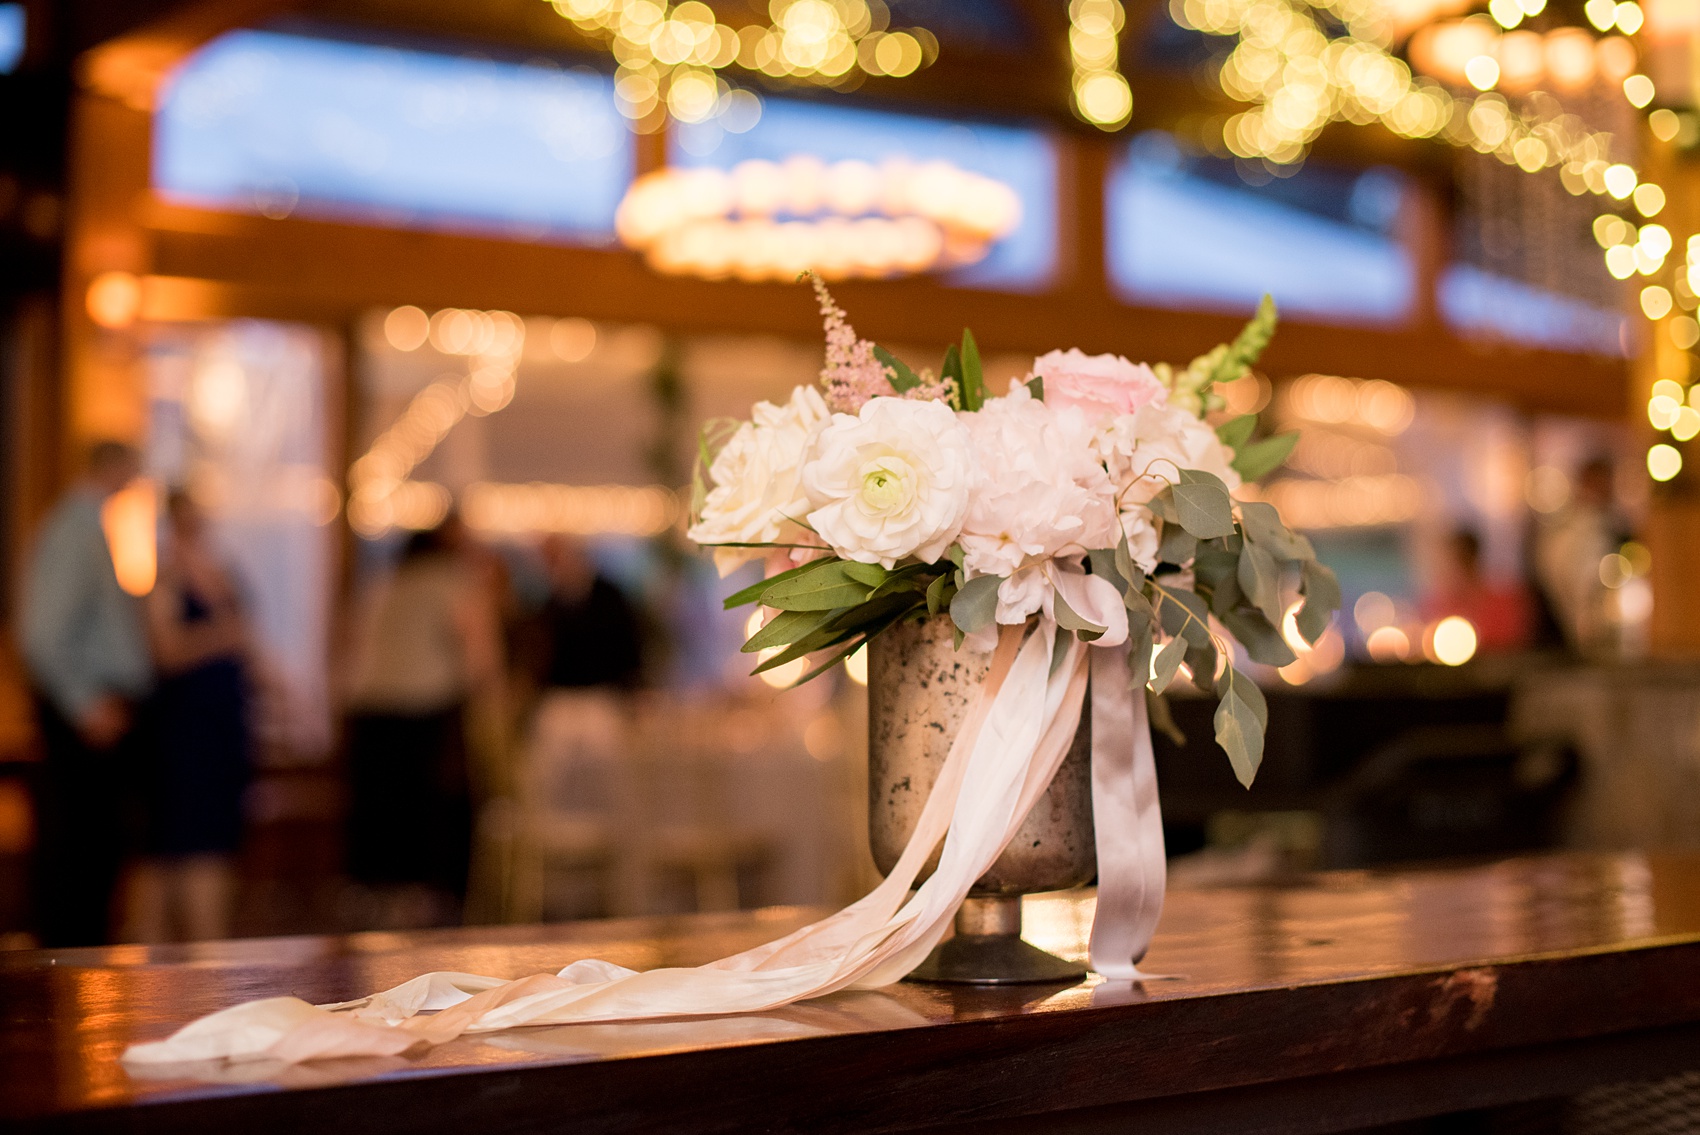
688, 277, 1340, 786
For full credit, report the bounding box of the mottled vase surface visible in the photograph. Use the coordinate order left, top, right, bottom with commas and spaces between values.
868, 614, 1095, 896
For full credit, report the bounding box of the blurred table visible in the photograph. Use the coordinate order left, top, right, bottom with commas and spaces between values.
8, 852, 1700, 1134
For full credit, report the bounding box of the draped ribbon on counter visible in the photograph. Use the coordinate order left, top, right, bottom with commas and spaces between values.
123, 568, 1168, 1067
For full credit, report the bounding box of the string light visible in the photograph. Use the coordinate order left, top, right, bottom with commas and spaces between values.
1071, 0, 1133, 129
546, 0, 934, 133
615, 157, 1020, 281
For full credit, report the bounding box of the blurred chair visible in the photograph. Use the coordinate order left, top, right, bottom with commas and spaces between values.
481, 690, 624, 923
1321, 723, 1577, 868
624, 698, 775, 915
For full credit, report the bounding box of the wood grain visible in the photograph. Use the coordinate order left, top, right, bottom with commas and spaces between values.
7, 852, 1700, 1133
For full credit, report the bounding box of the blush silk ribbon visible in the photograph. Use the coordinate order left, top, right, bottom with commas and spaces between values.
123, 575, 1168, 1067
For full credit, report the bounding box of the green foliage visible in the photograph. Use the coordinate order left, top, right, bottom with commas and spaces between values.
949, 572, 1003, 636
959, 328, 985, 412
1232, 431, 1299, 481
1171, 470, 1236, 539
873, 344, 922, 393
1215, 667, 1268, 789
1216, 414, 1258, 451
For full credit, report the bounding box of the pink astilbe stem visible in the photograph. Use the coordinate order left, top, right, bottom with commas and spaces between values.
810, 273, 897, 413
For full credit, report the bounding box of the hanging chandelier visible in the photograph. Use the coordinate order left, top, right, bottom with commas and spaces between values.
614, 155, 1022, 281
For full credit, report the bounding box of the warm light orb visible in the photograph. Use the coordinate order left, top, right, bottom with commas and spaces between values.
1430, 616, 1478, 666
1464, 54, 1500, 89
102, 480, 157, 597
383, 305, 430, 351
1365, 625, 1411, 662
1604, 163, 1638, 200
1623, 73, 1656, 108
86, 270, 143, 330
1649, 443, 1684, 481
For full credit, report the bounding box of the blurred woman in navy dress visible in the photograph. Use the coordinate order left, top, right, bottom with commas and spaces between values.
127, 490, 252, 942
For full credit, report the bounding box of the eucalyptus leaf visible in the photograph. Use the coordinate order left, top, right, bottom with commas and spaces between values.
1232, 432, 1299, 482
1237, 541, 1283, 626
1050, 624, 1075, 678
1216, 414, 1257, 451
723, 559, 826, 610
1149, 636, 1186, 694
1128, 613, 1154, 687
1114, 535, 1140, 595
1238, 500, 1312, 563
1192, 542, 1242, 616
1147, 488, 1180, 526
1053, 589, 1108, 643
1296, 559, 1342, 645
1157, 523, 1198, 567
1173, 470, 1235, 539
1087, 547, 1127, 593
1154, 583, 1211, 647
873, 344, 921, 393
950, 573, 1003, 635
1215, 669, 1267, 789
1220, 607, 1297, 667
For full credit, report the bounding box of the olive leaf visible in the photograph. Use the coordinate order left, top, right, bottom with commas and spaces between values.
873, 345, 921, 393
1232, 432, 1299, 482
960, 328, 985, 412
950, 573, 1003, 636
925, 573, 951, 616
1216, 414, 1258, 451
761, 561, 875, 611
742, 607, 843, 653
723, 559, 829, 610
840, 561, 888, 588
1214, 667, 1269, 788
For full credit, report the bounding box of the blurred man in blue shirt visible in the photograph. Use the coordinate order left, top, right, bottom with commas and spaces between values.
19, 440, 152, 945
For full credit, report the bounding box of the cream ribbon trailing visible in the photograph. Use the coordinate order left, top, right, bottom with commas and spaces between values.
123, 573, 1169, 1067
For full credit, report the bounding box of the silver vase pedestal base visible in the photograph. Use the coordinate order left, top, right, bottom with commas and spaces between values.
904, 895, 1088, 986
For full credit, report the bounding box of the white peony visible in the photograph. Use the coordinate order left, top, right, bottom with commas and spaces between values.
688, 384, 831, 576
1095, 396, 1241, 506
957, 384, 1121, 624
801, 397, 973, 568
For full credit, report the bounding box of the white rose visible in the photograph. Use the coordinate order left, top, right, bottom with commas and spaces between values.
958, 384, 1121, 623
801, 397, 973, 568
688, 384, 830, 576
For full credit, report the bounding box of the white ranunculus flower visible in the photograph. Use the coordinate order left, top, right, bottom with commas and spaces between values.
958, 385, 1121, 623
801, 397, 973, 568
688, 384, 831, 576
1095, 396, 1241, 506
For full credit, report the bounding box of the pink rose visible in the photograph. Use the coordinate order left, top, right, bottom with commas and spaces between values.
1032, 348, 1164, 421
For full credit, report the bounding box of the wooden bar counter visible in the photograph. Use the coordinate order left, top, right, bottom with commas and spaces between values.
8, 851, 1700, 1133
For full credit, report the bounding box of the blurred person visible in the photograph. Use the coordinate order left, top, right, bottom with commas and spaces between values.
126, 491, 252, 943
1422, 529, 1531, 654
532, 535, 643, 691
344, 515, 499, 926
18, 441, 151, 946
1534, 458, 1628, 655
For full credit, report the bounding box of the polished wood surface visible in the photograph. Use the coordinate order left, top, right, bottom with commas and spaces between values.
8, 852, 1700, 1133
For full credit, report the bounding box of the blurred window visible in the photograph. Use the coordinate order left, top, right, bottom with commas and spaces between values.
1106, 132, 1416, 323
1438, 264, 1627, 357
0, 5, 23, 74
153, 29, 631, 243
670, 97, 1058, 292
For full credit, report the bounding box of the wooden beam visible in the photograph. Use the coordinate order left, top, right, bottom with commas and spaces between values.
143, 201, 1625, 417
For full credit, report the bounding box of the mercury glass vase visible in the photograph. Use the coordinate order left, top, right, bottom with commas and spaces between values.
868, 613, 1094, 984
